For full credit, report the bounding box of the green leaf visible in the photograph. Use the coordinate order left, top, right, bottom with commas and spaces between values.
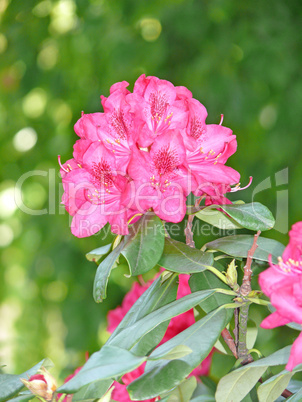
6, 393, 34, 402
149, 345, 193, 361
216, 366, 268, 402
206, 235, 285, 264
127, 309, 230, 399
86, 243, 112, 262
0, 359, 48, 401
121, 213, 165, 275
191, 381, 216, 401
161, 376, 197, 402
189, 262, 233, 313
93, 240, 125, 302
108, 273, 178, 356
158, 237, 214, 273
195, 207, 243, 230
57, 346, 147, 393
257, 370, 293, 402
195, 202, 275, 231
215, 346, 291, 402
107, 289, 216, 351
246, 319, 258, 350
72, 378, 113, 401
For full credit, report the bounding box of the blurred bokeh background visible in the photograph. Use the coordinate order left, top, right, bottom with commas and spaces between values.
1, 0, 302, 383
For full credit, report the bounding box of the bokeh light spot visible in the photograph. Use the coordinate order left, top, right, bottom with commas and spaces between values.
37, 40, 59, 70
259, 105, 277, 130
0, 223, 14, 247
231, 44, 244, 62
32, 0, 53, 18
139, 18, 162, 42
50, 0, 77, 35
5, 264, 25, 288
0, 33, 7, 53
13, 127, 38, 152
43, 281, 68, 302
0, 0, 9, 15
22, 88, 47, 118
51, 100, 72, 126
0, 185, 20, 218
22, 182, 47, 211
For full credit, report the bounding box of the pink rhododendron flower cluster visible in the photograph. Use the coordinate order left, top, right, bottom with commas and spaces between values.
259, 222, 302, 371
60, 75, 240, 238
107, 274, 213, 401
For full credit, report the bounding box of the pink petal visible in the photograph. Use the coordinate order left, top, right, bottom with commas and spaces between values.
71, 202, 108, 238
260, 311, 291, 329
286, 332, 302, 371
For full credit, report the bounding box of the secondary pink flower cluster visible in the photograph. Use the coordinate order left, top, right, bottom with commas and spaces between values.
60, 75, 240, 238
107, 274, 213, 401
259, 222, 302, 371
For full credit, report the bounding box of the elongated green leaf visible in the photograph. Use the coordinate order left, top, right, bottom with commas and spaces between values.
189, 262, 232, 313
107, 289, 215, 351
248, 345, 291, 367
195, 202, 275, 231
0, 359, 48, 401
215, 346, 292, 402
72, 378, 113, 401
108, 273, 178, 356
86, 244, 112, 262
58, 346, 147, 393
121, 213, 165, 275
158, 238, 214, 273
5, 392, 33, 402
149, 345, 193, 361
216, 366, 268, 402
161, 376, 197, 402
195, 208, 243, 230
257, 370, 293, 402
206, 235, 285, 264
190, 382, 216, 401
93, 240, 125, 302
127, 309, 230, 399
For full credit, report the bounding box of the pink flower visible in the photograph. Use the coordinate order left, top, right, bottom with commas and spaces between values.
186, 123, 240, 196
74, 83, 134, 173
128, 75, 188, 147
56, 366, 83, 402
107, 274, 213, 400
60, 142, 133, 237
61, 75, 243, 235
259, 222, 302, 371
124, 130, 196, 222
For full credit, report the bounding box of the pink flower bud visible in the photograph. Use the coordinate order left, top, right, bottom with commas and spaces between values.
21, 367, 57, 401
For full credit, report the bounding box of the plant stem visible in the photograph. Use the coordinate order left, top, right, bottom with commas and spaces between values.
185, 197, 204, 248
237, 230, 261, 362
221, 328, 238, 358
240, 230, 261, 297
185, 214, 195, 248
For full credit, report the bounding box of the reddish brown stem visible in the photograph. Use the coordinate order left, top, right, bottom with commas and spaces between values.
240, 230, 261, 296
221, 328, 238, 359
185, 214, 195, 248
281, 389, 293, 398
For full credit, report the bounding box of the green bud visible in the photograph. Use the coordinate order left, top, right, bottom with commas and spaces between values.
225, 259, 239, 290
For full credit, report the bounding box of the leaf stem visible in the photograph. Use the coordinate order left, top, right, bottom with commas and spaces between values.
237, 230, 261, 362
206, 266, 229, 284
221, 328, 238, 359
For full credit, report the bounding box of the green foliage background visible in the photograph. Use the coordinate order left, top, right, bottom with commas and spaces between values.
1, 0, 301, 382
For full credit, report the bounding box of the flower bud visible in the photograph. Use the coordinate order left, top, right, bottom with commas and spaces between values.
21, 367, 57, 402
225, 259, 239, 291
